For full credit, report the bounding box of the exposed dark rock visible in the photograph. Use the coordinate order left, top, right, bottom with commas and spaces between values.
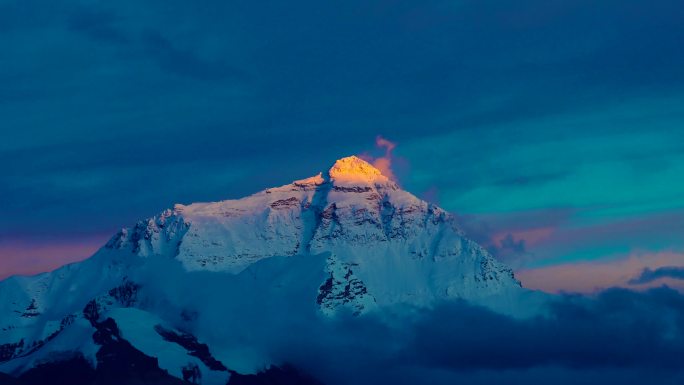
108, 280, 140, 307
91, 317, 188, 385
182, 363, 202, 383
83, 300, 100, 325
20, 300, 40, 318
228, 365, 325, 385
316, 275, 334, 305
319, 203, 337, 220
154, 325, 227, 371
0, 340, 23, 362
15, 354, 95, 385
316, 259, 374, 315
269, 197, 300, 210
332, 186, 373, 193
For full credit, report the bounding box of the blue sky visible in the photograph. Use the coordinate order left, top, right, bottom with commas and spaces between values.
2, 0, 684, 290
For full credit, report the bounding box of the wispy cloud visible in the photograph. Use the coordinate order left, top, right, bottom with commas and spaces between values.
629, 266, 684, 285
360, 135, 399, 182
516, 250, 684, 293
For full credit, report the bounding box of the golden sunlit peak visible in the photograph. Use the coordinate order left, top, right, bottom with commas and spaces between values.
328, 155, 389, 184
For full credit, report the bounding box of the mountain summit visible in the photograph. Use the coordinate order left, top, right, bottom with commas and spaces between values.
0, 156, 523, 384
327, 155, 390, 184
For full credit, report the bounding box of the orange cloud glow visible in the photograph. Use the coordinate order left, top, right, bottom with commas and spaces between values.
360, 135, 398, 182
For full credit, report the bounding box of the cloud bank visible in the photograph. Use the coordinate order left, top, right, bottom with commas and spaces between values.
259, 288, 684, 385
133, 257, 684, 385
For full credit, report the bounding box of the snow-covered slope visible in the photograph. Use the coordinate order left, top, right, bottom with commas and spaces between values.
0, 156, 525, 383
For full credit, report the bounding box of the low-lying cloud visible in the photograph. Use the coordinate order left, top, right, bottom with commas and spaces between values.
131, 255, 684, 385
269, 288, 684, 385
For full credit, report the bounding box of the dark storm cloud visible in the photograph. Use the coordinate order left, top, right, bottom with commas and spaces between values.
261, 287, 684, 384
629, 266, 684, 285
402, 289, 684, 370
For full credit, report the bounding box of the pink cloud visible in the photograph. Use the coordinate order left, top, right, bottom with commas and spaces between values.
359, 135, 399, 182
372, 157, 396, 181
454, 209, 568, 267
532, 210, 684, 253
375, 135, 396, 153
516, 250, 684, 294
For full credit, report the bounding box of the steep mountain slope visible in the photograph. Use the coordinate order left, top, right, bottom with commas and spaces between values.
0, 156, 525, 384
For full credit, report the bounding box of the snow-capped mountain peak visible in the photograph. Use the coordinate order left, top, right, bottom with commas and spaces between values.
100, 155, 519, 306
327, 155, 391, 186
0, 155, 527, 384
